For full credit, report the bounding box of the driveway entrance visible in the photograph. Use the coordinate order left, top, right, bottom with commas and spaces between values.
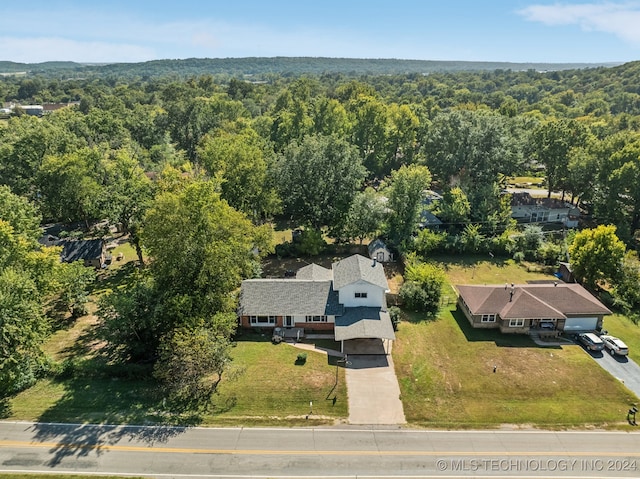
345, 348, 406, 425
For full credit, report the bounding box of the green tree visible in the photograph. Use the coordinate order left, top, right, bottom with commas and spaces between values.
436, 187, 470, 225
37, 148, 104, 226
276, 134, 366, 232
569, 225, 625, 290
341, 188, 386, 244
154, 321, 234, 404
143, 180, 272, 319
528, 118, 587, 199
613, 252, 640, 324
198, 127, 280, 220
400, 258, 445, 314
385, 164, 432, 249
56, 261, 96, 318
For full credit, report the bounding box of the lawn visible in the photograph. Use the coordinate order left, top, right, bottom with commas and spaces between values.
394, 308, 635, 428
210, 335, 348, 426
393, 257, 637, 428
602, 314, 640, 364
0, 476, 143, 479
8, 336, 347, 427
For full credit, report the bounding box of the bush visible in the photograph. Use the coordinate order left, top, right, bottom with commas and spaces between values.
388, 306, 402, 330
296, 229, 326, 256
399, 281, 433, 313
295, 352, 307, 364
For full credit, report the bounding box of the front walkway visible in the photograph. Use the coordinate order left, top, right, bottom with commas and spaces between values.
345, 341, 406, 425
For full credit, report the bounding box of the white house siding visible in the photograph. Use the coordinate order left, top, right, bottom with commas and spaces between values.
338, 280, 385, 308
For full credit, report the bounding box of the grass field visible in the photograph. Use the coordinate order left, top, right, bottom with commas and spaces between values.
394, 307, 635, 428
9, 336, 346, 427
602, 314, 640, 364
393, 257, 638, 428
0, 476, 143, 479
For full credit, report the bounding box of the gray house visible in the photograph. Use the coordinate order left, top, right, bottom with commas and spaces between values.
510, 192, 580, 227
238, 254, 395, 353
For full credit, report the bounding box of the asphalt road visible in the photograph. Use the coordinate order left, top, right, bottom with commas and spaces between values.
582, 345, 640, 399
2, 421, 640, 478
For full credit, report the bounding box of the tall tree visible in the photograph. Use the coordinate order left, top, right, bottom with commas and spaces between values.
569, 225, 625, 291
385, 164, 432, 248
276, 134, 366, 232
198, 127, 280, 220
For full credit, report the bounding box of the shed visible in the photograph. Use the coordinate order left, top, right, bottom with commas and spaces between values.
367, 238, 393, 263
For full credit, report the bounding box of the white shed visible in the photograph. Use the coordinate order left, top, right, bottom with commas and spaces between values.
367, 238, 393, 263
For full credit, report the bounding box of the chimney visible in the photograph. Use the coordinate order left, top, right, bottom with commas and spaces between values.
509, 286, 515, 302
373, 258, 377, 267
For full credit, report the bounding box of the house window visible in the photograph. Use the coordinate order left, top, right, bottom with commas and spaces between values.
355, 292, 368, 298
305, 315, 327, 322
481, 314, 496, 323
509, 319, 525, 327
249, 315, 276, 325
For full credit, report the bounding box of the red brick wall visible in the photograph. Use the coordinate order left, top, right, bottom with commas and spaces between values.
295, 321, 334, 331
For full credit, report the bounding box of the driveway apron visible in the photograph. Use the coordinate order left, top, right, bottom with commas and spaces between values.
345, 347, 406, 425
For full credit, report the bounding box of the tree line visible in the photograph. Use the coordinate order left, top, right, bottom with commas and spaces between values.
3, 61, 640, 407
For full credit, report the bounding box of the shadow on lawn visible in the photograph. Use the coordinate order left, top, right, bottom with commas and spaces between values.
32, 371, 203, 466
451, 307, 538, 348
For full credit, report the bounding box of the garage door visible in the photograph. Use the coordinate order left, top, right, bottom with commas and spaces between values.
564, 317, 598, 332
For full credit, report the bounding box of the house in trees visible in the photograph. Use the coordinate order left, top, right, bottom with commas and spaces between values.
510, 192, 579, 227
59, 239, 108, 268
456, 282, 611, 335
238, 254, 395, 353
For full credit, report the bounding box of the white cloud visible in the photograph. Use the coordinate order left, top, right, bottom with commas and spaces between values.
518, 2, 640, 44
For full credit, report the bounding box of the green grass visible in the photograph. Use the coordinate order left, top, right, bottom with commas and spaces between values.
602, 314, 640, 364
394, 307, 635, 428
8, 338, 347, 427
392, 257, 637, 428
210, 336, 348, 426
508, 176, 545, 186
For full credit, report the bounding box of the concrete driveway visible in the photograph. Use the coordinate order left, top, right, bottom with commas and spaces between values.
345, 347, 406, 425
579, 344, 640, 400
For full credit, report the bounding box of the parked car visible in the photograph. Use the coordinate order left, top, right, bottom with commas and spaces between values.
600, 335, 629, 356
577, 332, 605, 351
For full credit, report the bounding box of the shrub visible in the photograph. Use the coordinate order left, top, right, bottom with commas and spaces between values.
388, 306, 402, 330
399, 281, 433, 313
295, 352, 307, 364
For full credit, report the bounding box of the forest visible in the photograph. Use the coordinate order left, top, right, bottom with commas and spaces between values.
3, 58, 640, 407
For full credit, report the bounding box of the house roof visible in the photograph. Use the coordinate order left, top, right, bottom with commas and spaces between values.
457, 283, 611, 319
510, 192, 571, 210
238, 279, 342, 317
59, 239, 104, 263
367, 238, 389, 255
334, 307, 395, 341
332, 254, 389, 290
296, 263, 333, 281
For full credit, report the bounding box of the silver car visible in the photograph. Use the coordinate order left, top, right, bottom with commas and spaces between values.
577, 332, 605, 351
600, 335, 629, 356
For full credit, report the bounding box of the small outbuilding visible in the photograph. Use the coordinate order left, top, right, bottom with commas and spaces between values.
367, 238, 394, 263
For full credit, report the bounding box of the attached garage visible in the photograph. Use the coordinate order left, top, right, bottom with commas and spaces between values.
563, 317, 598, 332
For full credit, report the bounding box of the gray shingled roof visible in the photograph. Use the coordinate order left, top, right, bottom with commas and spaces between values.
238, 279, 342, 316
332, 254, 389, 290
367, 238, 389, 256
457, 283, 611, 319
335, 307, 395, 341
296, 263, 333, 281
59, 239, 104, 263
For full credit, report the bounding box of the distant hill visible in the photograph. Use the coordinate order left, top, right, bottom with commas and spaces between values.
0, 57, 623, 78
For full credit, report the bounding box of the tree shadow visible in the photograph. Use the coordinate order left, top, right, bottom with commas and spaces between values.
32, 369, 203, 466
90, 261, 141, 296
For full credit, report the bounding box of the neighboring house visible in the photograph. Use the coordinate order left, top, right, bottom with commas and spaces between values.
510, 192, 580, 227
368, 238, 393, 263
557, 262, 575, 283
418, 209, 443, 230
58, 239, 107, 268
456, 283, 611, 335
238, 254, 395, 352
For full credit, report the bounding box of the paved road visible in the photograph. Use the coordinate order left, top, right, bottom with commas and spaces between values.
2, 421, 640, 478
582, 345, 640, 399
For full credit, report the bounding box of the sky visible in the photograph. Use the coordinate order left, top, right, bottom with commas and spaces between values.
1, 0, 640, 64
